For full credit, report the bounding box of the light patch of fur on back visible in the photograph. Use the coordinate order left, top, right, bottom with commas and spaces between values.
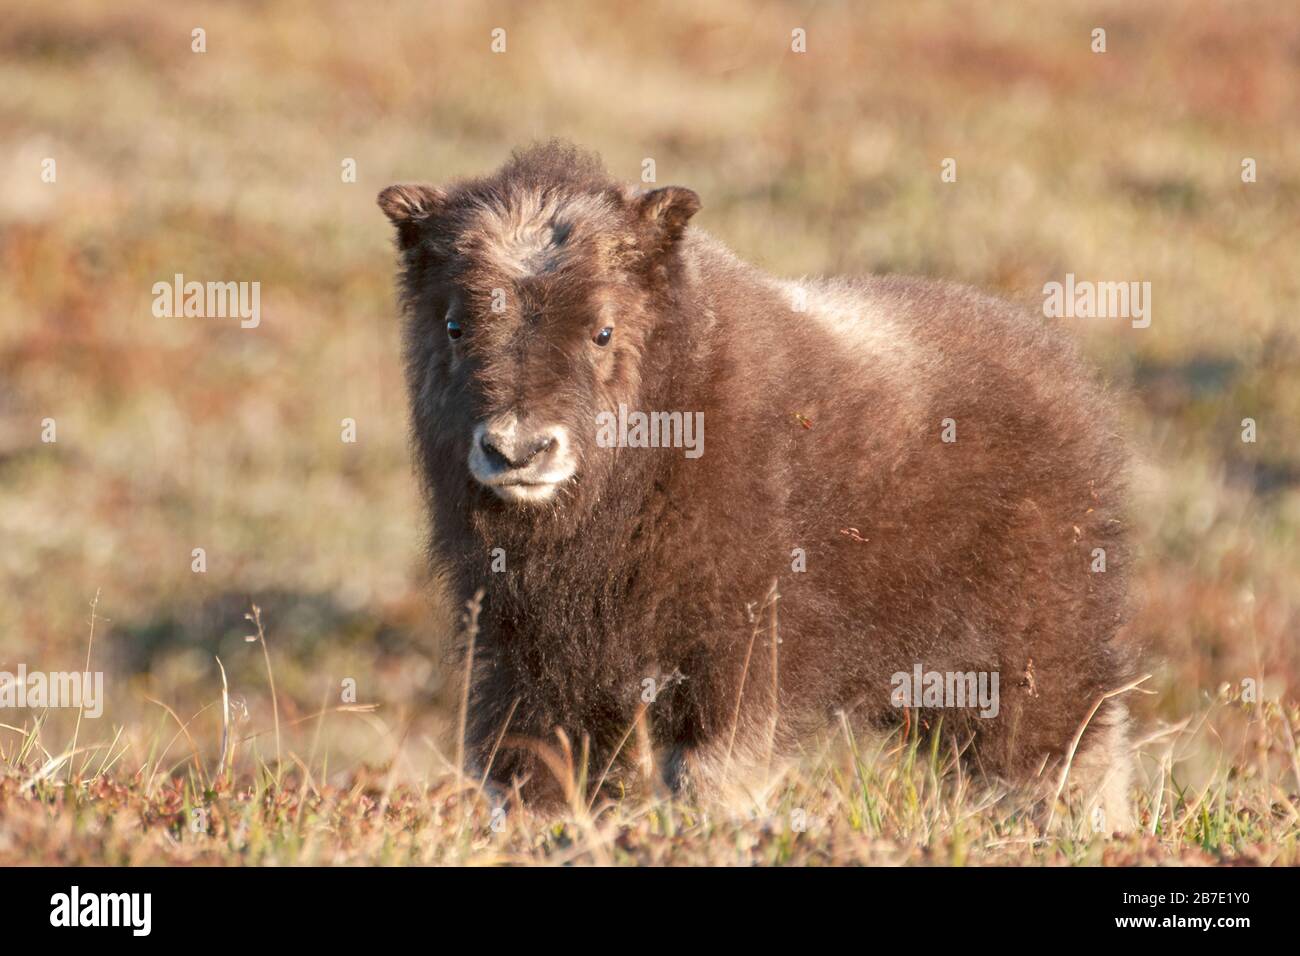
777, 277, 926, 410
465, 188, 611, 278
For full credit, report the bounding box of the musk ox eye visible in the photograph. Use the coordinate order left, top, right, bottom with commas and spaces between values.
594, 327, 613, 347
446, 320, 463, 340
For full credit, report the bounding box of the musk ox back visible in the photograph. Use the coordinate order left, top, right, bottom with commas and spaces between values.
379, 142, 1136, 828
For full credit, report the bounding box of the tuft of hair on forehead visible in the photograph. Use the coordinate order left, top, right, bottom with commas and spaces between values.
379, 141, 702, 279
451, 142, 626, 280
460, 183, 619, 280
493, 140, 615, 194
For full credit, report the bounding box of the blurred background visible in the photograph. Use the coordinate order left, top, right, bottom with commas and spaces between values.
1, 0, 1296, 788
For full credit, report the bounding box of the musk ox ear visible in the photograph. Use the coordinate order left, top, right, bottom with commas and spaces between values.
377, 183, 447, 251
631, 185, 701, 252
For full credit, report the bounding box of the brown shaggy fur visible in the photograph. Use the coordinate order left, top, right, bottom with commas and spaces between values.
379, 142, 1137, 825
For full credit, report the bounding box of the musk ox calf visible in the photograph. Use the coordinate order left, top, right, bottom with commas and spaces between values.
379, 142, 1136, 828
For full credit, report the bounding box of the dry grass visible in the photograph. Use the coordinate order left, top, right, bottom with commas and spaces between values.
0, 0, 1297, 864
2, 611, 1296, 865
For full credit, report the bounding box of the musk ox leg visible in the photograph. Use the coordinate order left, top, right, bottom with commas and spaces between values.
1062, 702, 1136, 834
665, 737, 796, 814
472, 745, 563, 814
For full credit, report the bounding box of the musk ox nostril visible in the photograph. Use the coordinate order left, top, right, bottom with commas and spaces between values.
525, 436, 556, 464
479, 434, 514, 470
512, 436, 556, 468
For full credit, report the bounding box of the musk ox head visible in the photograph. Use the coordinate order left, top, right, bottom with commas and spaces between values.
379, 144, 700, 514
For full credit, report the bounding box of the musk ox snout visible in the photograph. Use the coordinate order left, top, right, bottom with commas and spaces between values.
468, 411, 576, 502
